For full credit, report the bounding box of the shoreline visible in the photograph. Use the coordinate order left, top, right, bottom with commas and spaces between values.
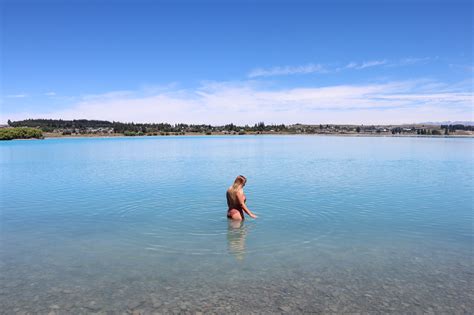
41, 132, 474, 139
2, 132, 473, 141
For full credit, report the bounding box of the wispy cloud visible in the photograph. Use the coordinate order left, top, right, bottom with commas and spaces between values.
449, 64, 474, 73
248, 63, 327, 78
44, 92, 57, 96
398, 57, 433, 66
6, 94, 28, 98
249, 57, 434, 78
3, 79, 471, 125
345, 60, 387, 70
344, 57, 436, 70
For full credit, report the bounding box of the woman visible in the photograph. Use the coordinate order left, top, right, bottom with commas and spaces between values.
226, 175, 257, 220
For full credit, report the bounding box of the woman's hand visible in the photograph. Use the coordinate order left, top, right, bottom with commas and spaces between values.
249, 213, 258, 219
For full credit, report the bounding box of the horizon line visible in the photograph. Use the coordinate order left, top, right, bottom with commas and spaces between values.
5, 118, 474, 127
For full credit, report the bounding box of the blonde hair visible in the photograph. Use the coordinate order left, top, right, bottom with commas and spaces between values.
231, 175, 247, 190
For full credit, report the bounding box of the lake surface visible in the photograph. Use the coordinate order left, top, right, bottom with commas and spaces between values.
1, 135, 473, 313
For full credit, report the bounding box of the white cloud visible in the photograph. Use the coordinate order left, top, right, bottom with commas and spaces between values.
248, 63, 327, 78
44, 92, 57, 96
251, 57, 434, 77
6, 94, 28, 98
398, 57, 433, 66
248, 59, 389, 78
345, 60, 388, 70
2, 79, 472, 125
449, 64, 474, 73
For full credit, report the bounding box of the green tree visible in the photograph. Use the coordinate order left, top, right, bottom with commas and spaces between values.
0, 127, 43, 140
255, 122, 265, 131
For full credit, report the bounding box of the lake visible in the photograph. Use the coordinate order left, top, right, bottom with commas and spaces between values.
0, 135, 472, 313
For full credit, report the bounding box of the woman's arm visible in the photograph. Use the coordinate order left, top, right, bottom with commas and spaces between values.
238, 191, 257, 219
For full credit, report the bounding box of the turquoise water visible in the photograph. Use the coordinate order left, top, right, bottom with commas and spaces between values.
1, 135, 473, 313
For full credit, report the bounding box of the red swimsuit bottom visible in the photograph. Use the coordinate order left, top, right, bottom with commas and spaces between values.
227, 208, 244, 219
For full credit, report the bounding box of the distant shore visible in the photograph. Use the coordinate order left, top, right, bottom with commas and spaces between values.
3, 119, 473, 140
41, 132, 474, 139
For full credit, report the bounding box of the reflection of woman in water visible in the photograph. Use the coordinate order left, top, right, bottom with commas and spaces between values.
227, 220, 248, 261
226, 175, 257, 220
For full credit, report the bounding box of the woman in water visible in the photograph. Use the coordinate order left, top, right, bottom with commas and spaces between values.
226, 175, 257, 220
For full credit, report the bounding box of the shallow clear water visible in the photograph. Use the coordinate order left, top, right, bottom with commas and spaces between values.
1, 135, 473, 313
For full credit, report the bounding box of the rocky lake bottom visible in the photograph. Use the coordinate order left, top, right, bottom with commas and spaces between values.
1, 241, 472, 314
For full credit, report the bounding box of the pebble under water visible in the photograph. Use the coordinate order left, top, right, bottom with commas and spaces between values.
0, 135, 472, 314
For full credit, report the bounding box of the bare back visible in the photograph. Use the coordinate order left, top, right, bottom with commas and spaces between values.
226, 187, 244, 210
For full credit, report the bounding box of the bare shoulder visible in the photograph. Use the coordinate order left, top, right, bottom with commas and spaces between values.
236, 189, 245, 198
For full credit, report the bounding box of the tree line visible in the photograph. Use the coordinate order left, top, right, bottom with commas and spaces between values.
8, 119, 288, 133
7, 119, 472, 136
440, 124, 473, 131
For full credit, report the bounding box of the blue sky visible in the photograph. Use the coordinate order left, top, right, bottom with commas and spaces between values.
1, 0, 472, 124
